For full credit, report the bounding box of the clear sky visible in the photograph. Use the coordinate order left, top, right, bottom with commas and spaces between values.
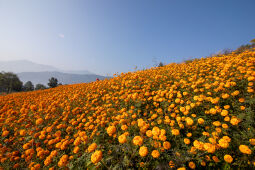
0, 0, 254, 76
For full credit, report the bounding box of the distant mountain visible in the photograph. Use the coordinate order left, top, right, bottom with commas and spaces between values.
18, 71, 110, 85
0, 60, 109, 85
0, 60, 93, 75
0, 60, 58, 73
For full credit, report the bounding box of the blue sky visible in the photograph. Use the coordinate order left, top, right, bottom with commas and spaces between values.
0, 0, 254, 76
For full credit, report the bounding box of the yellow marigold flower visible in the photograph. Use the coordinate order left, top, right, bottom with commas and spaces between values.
209, 108, 217, 114
74, 137, 81, 146
222, 93, 230, 99
222, 123, 228, 129
73, 146, 79, 154
224, 105, 230, 109
221, 110, 228, 116
36, 118, 43, 125
224, 116, 230, 122
239, 98, 245, 103
187, 133, 192, 137
249, 139, 255, 145
44, 156, 52, 166
188, 161, 196, 169
151, 150, 160, 158
248, 76, 254, 81
224, 154, 233, 163
230, 117, 240, 125
203, 143, 215, 153
185, 117, 194, 126
152, 127, 161, 136
208, 138, 216, 144
222, 136, 231, 142
19, 129, 26, 136
118, 134, 127, 144
212, 121, 221, 126
107, 126, 116, 136
240, 106, 245, 110
184, 138, 190, 145
231, 90, 239, 96
88, 143, 97, 153
151, 114, 158, 119
171, 129, 180, 136
197, 118, 204, 124
121, 125, 128, 131
239, 145, 252, 154
212, 156, 220, 163
218, 139, 229, 148
2, 130, 9, 137
163, 141, 171, 150
133, 136, 143, 146
139, 146, 148, 157
91, 150, 102, 164
146, 130, 153, 137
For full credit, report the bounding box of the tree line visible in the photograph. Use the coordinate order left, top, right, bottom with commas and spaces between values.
0, 72, 60, 94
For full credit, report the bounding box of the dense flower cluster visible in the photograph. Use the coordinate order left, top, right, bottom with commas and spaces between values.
0, 49, 254, 169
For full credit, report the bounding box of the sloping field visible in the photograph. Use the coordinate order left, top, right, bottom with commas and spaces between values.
0, 49, 254, 169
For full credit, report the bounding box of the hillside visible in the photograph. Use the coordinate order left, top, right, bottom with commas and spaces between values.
0, 49, 254, 169
17, 71, 110, 85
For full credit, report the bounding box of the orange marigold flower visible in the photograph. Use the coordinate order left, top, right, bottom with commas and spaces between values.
133, 136, 143, 146
224, 154, 233, 163
118, 134, 127, 144
151, 150, 160, 158
239, 145, 252, 154
88, 143, 97, 153
163, 141, 171, 150
91, 150, 102, 164
139, 146, 148, 157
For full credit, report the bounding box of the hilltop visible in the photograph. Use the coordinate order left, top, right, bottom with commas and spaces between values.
0, 49, 254, 169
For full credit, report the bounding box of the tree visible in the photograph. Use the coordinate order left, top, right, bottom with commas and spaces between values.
158, 62, 164, 67
0, 72, 23, 93
48, 77, 58, 88
35, 84, 47, 90
23, 81, 34, 91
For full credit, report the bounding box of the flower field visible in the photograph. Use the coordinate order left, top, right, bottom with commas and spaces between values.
0, 49, 255, 169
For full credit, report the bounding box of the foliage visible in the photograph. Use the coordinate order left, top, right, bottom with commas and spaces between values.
0, 49, 254, 169
23, 81, 34, 91
35, 84, 47, 90
48, 77, 58, 88
0, 72, 23, 93
158, 62, 164, 67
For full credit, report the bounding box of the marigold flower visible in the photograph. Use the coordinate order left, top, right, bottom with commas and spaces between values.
2, 130, 9, 137
118, 134, 127, 144
188, 161, 196, 169
36, 118, 43, 125
91, 150, 102, 164
239, 145, 252, 154
107, 126, 116, 136
249, 139, 255, 145
151, 150, 160, 158
224, 154, 233, 163
185, 117, 194, 126
139, 146, 148, 157
163, 141, 171, 149
133, 136, 143, 146
152, 127, 161, 136
88, 143, 97, 153
171, 129, 180, 136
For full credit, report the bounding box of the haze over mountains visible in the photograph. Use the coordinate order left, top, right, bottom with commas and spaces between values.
0, 60, 110, 85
